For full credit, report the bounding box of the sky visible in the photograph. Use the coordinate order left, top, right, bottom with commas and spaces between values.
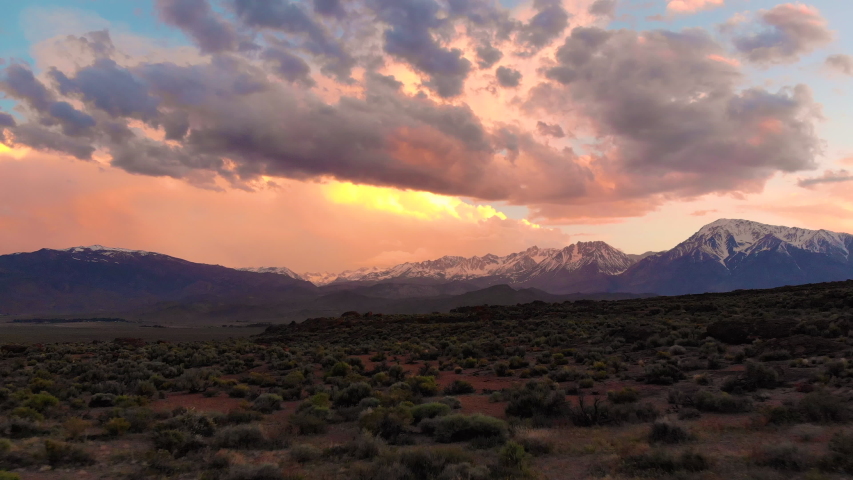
1, 0, 853, 273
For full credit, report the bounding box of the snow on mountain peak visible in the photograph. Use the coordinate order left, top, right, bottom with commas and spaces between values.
60, 245, 155, 256
683, 218, 852, 264
249, 241, 633, 286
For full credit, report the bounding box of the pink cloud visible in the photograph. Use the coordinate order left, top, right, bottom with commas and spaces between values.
667, 0, 724, 14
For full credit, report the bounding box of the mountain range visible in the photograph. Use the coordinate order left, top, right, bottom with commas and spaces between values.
244, 218, 853, 296
2, 219, 852, 321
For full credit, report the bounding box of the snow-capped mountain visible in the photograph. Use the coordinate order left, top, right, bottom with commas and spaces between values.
0, 246, 315, 316
251, 242, 635, 293
618, 219, 853, 295
240, 266, 305, 280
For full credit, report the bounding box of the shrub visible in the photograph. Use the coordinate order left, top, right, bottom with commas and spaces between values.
423, 414, 508, 443
396, 446, 473, 480
43, 439, 95, 466
678, 408, 701, 420
504, 381, 567, 418
229, 384, 250, 398
517, 434, 553, 456
649, 420, 692, 444
620, 450, 710, 476
722, 361, 779, 393
335, 382, 373, 407
224, 464, 284, 480
607, 387, 639, 404
0, 473, 21, 480
252, 393, 283, 413
290, 412, 328, 435
578, 378, 595, 388
439, 396, 462, 410
1, 418, 45, 439
226, 409, 264, 425
214, 425, 266, 449
408, 376, 440, 397
494, 362, 511, 377
753, 443, 810, 471
105, 417, 131, 436
290, 443, 321, 463
23, 392, 59, 413
89, 393, 116, 407
694, 391, 752, 413
497, 441, 531, 476
824, 431, 853, 474
644, 363, 685, 385
411, 403, 451, 424
797, 392, 851, 423
157, 411, 217, 437
359, 406, 412, 442
444, 380, 475, 395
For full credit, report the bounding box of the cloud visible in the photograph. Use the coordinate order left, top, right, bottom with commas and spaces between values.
826, 54, 853, 75
156, 0, 237, 54
495, 66, 522, 87
535, 121, 564, 138
797, 169, 853, 188
515, 0, 571, 56
728, 3, 833, 65
667, 0, 724, 14
690, 209, 718, 216
233, 0, 355, 82
368, 0, 472, 97
475, 41, 503, 69
537, 26, 821, 201
0, 0, 827, 224
588, 0, 617, 17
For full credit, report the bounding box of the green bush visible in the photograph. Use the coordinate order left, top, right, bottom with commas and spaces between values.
694, 391, 752, 413
334, 382, 373, 407
797, 392, 851, 423
0, 472, 21, 480
396, 446, 474, 480
444, 380, 475, 395
105, 417, 131, 436
648, 420, 692, 444
504, 381, 567, 418
290, 443, 321, 463
358, 406, 412, 442
224, 464, 284, 480
43, 439, 95, 467
252, 393, 283, 413
753, 443, 809, 471
422, 414, 508, 443
411, 402, 451, 424
607, 387, 640, 404
644, 363, 685, 385
214, 425, 266, 449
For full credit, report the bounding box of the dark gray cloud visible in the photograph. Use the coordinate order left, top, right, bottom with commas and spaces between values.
476, 41, 503, 68
261, 47, 315, 86
46, 101, 96, 136
536, 26, 821, 199
369, 0, 472, 97
48, 59, 161, 122
589, 0, 617, 17
536, 121, 564, 138
12, 124, 95, 160
0, 64, 54, 111
0, 111, 16, 128
797, 169, 853, 188
516, 0, 570, 56
156, 0, 237, 54
233, 0, 355, 82
730, 4, 833, 65
495, 66, 522, 87
826, 54, 853, 75
313, 0, 345, 17
447, 0, 518, 40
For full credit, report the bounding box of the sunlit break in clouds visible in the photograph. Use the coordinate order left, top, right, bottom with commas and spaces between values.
1, 0, 853, 270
